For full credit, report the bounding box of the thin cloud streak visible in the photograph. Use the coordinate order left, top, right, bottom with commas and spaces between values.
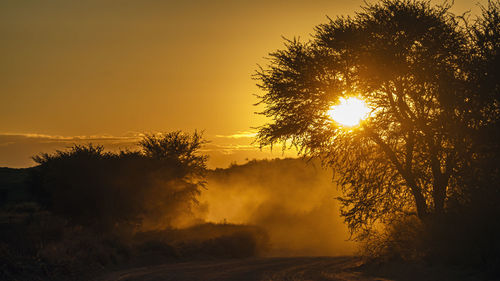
0, 132, 298, 169
215, 130, 258, 139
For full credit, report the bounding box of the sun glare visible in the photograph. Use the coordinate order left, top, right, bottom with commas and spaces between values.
327, 97, 371, 127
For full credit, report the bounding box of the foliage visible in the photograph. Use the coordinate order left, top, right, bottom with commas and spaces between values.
255, 0, 499, 238
30, 131, 208, 231
139, 130, 208, 177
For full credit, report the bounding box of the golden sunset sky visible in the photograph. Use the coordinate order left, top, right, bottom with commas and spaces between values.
0, 0, 486, 168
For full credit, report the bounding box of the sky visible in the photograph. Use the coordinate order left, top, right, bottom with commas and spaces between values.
0, 0, 487, 168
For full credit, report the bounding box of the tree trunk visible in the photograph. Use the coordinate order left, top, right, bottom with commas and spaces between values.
432, 177, 447, 214
366, 128, 430, 219
405, 174, 429, 219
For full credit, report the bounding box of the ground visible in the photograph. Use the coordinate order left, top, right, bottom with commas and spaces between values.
95, 256, 481, 281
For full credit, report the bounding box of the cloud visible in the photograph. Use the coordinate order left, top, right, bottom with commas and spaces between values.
203, 143, 257, 153
0, 133, 141, 168
215, 130, 257, 139
0, 131, 299, 169
0, 132, 142, 142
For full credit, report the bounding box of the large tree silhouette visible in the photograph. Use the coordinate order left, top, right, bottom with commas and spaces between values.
255, 0, 499, 235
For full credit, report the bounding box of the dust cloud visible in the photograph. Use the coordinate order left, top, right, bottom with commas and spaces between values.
198, 158, 356, 256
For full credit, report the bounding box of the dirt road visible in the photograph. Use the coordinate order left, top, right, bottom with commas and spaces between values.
95, 256, 386, 281
96, 256, 481, 281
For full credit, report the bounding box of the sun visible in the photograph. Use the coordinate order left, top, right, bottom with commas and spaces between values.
327, 97, 371, 127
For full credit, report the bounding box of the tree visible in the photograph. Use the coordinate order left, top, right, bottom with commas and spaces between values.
31, 131, 208, 231
139, 130, 208, 180
137, 131, 209, 229
450, 0, 500, 222
255, 0, 497, 235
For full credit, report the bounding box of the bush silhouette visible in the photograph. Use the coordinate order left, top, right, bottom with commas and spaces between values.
30, 131, 207, 232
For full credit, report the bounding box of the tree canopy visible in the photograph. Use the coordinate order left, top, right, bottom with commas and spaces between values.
31, 131, 208, 231
255, 0, 499, 235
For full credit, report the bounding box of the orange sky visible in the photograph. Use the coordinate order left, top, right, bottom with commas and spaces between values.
0, 0, 487, 168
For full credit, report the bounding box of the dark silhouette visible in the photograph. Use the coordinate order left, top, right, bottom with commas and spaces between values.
30, 131, 208, 231
255, 0, 499, 269
0, 131, 271, 280
1, 0, 499, 279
